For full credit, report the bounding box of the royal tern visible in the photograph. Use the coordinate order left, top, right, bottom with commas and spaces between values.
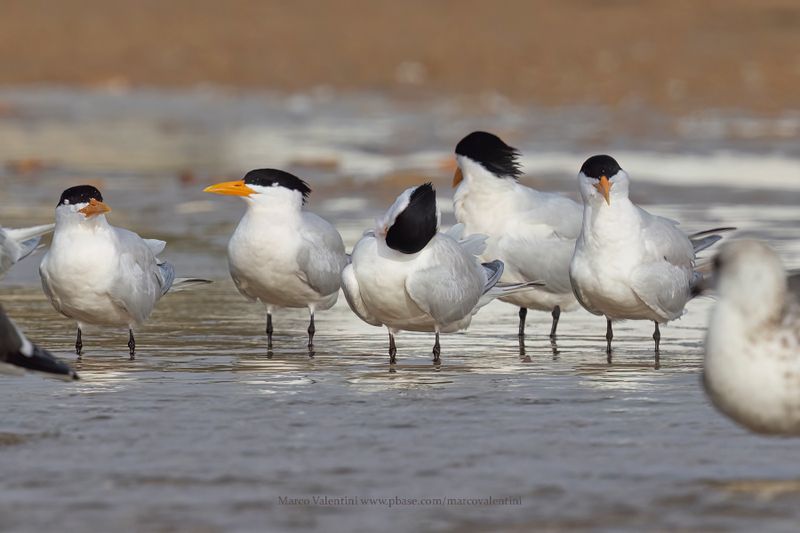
569, 155, 732, 362
702, 240, 800, 435
453, 131, 581, 340
0, 304, 78, 379
204, 169, 347, 351
39, 185, 209, 358
342, 182, 541, 365
0, 223, 54, 277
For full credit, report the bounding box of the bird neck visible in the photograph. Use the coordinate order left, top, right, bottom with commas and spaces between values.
454, 162, 519, 231
244, 194, 303, 220
54, 213, 111, 236
581, 197, 638, 242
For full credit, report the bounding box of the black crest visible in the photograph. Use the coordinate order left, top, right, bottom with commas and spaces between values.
243, 169, 312, 203
580, 155, 621, 179
386, 183, 438, 254
455, 131, 522, 179
58, 185, 103, 206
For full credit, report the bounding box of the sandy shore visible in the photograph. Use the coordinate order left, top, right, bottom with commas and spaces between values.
2, 0, 799, 112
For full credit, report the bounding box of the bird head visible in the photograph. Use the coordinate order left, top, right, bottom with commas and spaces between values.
578, 154, 628, 206
711, 240, 787, 323
204, 169, 311, 208
377, 183, 439, 254
453, 131, 521, 188
56, 185, 111, 223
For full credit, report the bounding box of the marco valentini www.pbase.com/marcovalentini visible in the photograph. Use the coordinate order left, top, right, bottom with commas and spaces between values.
277, 495, 524, 507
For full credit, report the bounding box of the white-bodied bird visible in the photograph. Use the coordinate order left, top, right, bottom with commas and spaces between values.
569, 155, 732, 362
204, 169, 348, 351
39, 185, 209, 357
453, 131, 582, 340
702, 240, 800, 435
0, 304, 78, 379
0, 223, 54, 277
342, 182, 541, 365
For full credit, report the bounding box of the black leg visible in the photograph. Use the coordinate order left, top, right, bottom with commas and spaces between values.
307, 313, 315, 348
128, 329, 135, 359
518, 307, 527, 338
266, 312, 273, 350
432, 332, 441, 364
549, 305, 561, 339
388, 332, 397, 365
653, 322, 661, 369
75, 327, 83, 356
605, 319, 613, 363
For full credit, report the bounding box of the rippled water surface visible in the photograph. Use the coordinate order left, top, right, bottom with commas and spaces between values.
1, 89, 800, 532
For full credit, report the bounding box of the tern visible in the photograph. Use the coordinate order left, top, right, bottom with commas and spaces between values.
39, 185, 209, 358
204, 169, 348, 351
702, 240, 800, 435
453, 131, 581, 340
0, 223, 54, 277
342, 182, 541, 365
569, 155, 732, 362
0, 304, 78, 379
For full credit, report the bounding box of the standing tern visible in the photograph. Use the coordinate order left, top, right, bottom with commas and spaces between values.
453, 131, 581, 341
702, 240, 800, 435
569, 155, 733, 362
39, 185, 209, 358
342, 182, 541, 365
0, 223, 54, 277
0, 304, 78, 379
204, 169, 348, 351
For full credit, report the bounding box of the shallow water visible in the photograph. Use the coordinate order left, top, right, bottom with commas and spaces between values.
1, 89, 800, 532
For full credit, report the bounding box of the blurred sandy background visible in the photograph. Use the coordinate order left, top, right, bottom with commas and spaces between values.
2, 0, 799, 112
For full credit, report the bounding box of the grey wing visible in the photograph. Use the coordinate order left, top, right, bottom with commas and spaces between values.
106, 228, 167, 323
296, 213, 347, 297
689, 227, 736, 254
638, 209, 695, 267
481, 260, 504, 294
405, 237, 485, 325
0, 229, 15, 276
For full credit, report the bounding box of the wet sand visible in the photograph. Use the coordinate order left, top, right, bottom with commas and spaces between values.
2, 0, 800, 112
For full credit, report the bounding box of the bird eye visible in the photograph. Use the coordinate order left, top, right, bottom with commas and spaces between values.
713, 255, 723, 270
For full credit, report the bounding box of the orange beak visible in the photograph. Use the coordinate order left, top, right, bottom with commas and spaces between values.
203, 180, 255, 197
594, 175, 612, 205
78, 198, 111, 217
453, 167, 464, 187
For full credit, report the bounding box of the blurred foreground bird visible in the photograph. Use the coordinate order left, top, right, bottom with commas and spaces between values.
702, 240, 800, 435
453, 131, 581, 340
204, 169, 347, 351
342, 182, 542, 365
39, 185, 210, 358
0, 304, 78, 380
0, 223, 54, 277
569, 155, 733, 363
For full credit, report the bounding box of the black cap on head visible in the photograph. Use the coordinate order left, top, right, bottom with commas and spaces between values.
386, 183, 438, 254
58, 185, 103, 207
243, 169, 312, 203
455, 131, 521, 179
580, 155, 621, 180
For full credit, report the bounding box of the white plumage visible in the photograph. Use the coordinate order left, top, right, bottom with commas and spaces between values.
452, 131, 581, 339
702, 240, 800, 435
205, 169, 347, 350
569, 155, 730, 360
0, 223, 54, 278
